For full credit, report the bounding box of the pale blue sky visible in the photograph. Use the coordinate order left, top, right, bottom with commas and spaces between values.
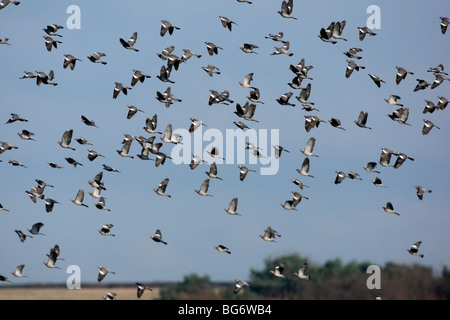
0, 0, 449, 286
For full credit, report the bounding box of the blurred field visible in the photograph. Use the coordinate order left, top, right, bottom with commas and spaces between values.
0, 286, 160, 300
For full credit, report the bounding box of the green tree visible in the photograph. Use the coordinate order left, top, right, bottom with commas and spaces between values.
158, 273, 220, 300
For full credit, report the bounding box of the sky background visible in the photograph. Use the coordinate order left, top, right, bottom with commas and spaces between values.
0, 0, 449, 287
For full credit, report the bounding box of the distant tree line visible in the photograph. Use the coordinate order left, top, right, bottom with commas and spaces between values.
158, 253, 450, 300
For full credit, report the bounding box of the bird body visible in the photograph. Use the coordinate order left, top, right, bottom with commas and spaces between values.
28, 222, 45, 235
131, 69, 151, 86
335, 171, 347, 185
297, 157, 314, 178
240, 43, 259, 54
238, 166, 255, 181
95, 197, 111, 212
214, 245, 231, 254
224, 197, 240, 216
383, 202, 399, 216
154, 178, 171, 197
205, 41, 223, 56
58, 129, 75, 150
15, 230, 32, 242
136, 282, 152, 298
294, 262, 310, 280
271, 41, 293, 56
358, 26, 376, 41
120, 32, 139, 51
113, 82, 131, 99
98, 266, 115, 282
11, 264, 27, 278
161, 20, 180, 37
259, 226, 281, 242
422, 119, 440, 135
205, 162, 222, 180
346, 59, 365, 78
43, 24, 63, 37
202, 64, 220, 77
372, 177, 387, 188
415, 186, 432, 200
98, 224, 115, 236
71, 189, 88, 207
354, 111, 371, 129
43, 36, 62, 51
234, 279, 250, 294
270, 262, 288, 279
219, 16, 237, 31
151, 229, 167, 245
87, 52, 107, 64
441, 17, 450, 34
368, 73, 386, 87
195, 179, 213, 196
278, 0, 297, 20
408, 241, 424, 258
63, 54, 82, 70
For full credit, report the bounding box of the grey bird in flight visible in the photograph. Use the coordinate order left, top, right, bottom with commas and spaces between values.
160, 20, 180, 37
113, 82, 131, 99
214, 245, 231, 254
63, 54, 82, 70
87, 52, 107, 64
43, 24, 63, 37
395, 66, 414, 85
354, 111, 371, 129
278, 0, 297, 20
28, 222, 45, 235
195, 179, 213, 197
205, 41, 223, 56
219, 16, 237, 31
151, 229, 167, 245
120, 32, 139, 51
368, 73, 386, 87
238, 165, 256, 181
71, 189, 88, 207
234, 279, 250, 294
136, 282, 153, 298
294, 262, 311, 280
224, 197, 240, 216
415, 186, 432, 200
358, 26, 377, 41
97, 266, 115, 282
153, 178, 171, 197
58, 129, 75, 150
11, 264, 27, 278
43, 36, 62, 52
131, 69, 151, 86
383, 202, 399, 216
422, 119, 440, 135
